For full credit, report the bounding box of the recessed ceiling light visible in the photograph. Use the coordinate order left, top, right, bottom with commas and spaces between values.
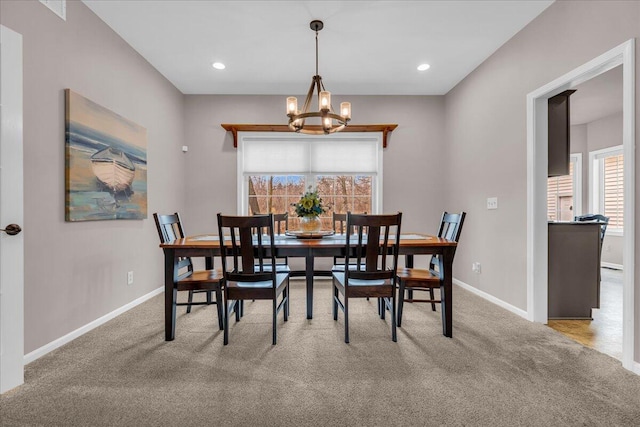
417, 63, 431, 71
212, 62, 225, 70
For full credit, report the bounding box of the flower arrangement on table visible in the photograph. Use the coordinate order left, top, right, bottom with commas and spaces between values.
291, 187, 329, 232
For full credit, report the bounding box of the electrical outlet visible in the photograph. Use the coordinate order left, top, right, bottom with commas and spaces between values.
487, 197, 498, 210
127, 271, 134, 285
472, 262, 481, 273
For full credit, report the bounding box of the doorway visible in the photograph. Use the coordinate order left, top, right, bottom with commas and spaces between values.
526, 39, 635, 371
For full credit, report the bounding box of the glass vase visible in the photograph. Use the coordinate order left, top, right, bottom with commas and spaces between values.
299, 216, 322, 233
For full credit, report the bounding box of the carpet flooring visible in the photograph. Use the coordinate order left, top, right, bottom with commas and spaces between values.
2, 279, 640, 426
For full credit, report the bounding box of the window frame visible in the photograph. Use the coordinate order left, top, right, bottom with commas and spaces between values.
589, 144, 623, 236
237, 132, 383, 216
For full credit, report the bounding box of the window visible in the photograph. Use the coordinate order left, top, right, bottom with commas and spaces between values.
547, 153, 582, 221
238, 133, 382, 229
590, 145, 623, 233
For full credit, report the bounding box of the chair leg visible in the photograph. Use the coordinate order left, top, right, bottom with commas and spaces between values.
207, 291, 212, 305
391, 295, 397, 342
283, 284, 289, 321
171, 288, 178, 339
430, 288, 436, 311
397, 280, 405, 328
234, 299, 241, 322
333, 282, 338, 321
215, 288, 223, 330
344, 296, 350, 344
272, 298, 277, 345
379, 298, 385, 319
223, 293, 230, 345
186, 290, 194, 313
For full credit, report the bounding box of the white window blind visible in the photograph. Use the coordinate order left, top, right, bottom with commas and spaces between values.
241, 136, 379, 174
590, 145, 623, 233
603, 153, 624, 228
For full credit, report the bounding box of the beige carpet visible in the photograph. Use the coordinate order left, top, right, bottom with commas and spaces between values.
2, 279, 640, 426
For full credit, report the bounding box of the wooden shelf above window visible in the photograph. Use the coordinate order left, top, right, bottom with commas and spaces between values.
221, 123, 398, 148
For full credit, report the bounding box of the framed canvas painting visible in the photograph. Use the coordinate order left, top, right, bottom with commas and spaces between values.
65, 89, 147, 221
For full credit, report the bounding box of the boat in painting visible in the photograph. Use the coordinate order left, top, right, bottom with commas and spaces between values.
90, 147, 135, 193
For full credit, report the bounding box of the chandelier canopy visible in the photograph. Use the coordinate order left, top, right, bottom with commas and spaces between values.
286, 20, 351, 135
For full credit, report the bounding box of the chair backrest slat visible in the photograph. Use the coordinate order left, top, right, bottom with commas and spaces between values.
154, 212, 194, 276
430, 211, 466, 271
218, 214, 278, 286
344, 213, 402, 284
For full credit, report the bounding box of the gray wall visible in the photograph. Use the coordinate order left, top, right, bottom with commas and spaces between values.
182, 95, 447, 239
443, 1, 639, 358
182, 95, 446, 273
0, 0, 186, 353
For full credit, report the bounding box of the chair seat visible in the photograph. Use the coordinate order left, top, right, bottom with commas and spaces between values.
176, 269, 224, 291
332, 272, 386, 287
255, 264, 291, 273
396, 268, 440, 284
232, 272, 289, 288
180, 268, 224, 283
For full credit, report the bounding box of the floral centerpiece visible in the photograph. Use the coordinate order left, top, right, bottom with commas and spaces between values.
291, 186, 328, 232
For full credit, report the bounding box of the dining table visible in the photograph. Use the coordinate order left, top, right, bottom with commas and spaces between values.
160, 232, 458, 341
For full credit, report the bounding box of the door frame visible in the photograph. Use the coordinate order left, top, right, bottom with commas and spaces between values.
526, 39, 636, 371
0, 25, 25, 393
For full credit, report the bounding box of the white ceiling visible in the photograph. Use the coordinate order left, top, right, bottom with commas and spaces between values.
82, 0, 553, 95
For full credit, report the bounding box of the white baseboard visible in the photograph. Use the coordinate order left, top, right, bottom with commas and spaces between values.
601, 262, 623, 270
453, 278, 528, 319
24, 286, 163, 365
632, 361, 640, 375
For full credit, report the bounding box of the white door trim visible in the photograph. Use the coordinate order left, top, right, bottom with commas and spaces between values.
0, 25, 25, 393
526, 39, 635, 371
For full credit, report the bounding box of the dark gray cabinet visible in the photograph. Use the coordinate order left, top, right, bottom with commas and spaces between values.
548, 222, 601, 319
548, 89, 576, 177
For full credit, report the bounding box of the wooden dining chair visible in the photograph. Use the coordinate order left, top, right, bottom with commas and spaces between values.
272, 212, 291, 271
332, 212, 402, 343
153, 212, 224, 330
574, 214, 609, 245
217, 213, 290, 345
331, 211, 367, 270
252, 212, 290, 272
396, 211, 466, 327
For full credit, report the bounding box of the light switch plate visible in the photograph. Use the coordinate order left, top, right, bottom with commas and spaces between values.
487, 197, 498, 210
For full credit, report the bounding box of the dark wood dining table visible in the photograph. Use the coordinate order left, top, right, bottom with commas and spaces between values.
160, 233, 457, 341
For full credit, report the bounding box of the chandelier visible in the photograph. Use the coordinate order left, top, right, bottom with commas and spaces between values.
286, 20, 351, 135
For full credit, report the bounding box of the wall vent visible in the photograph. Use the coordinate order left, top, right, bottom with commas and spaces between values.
39, 0, 66, 21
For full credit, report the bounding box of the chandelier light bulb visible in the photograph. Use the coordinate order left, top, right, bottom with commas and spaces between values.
417, 63, 431, 71
340, 102, 351, 120
287, 97, 298, 115
319, 91, 331, 110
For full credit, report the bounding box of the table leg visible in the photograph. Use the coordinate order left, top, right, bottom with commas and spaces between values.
440, 247, 454, 338
306, 253, 314, 319
164, 248, 177, 341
